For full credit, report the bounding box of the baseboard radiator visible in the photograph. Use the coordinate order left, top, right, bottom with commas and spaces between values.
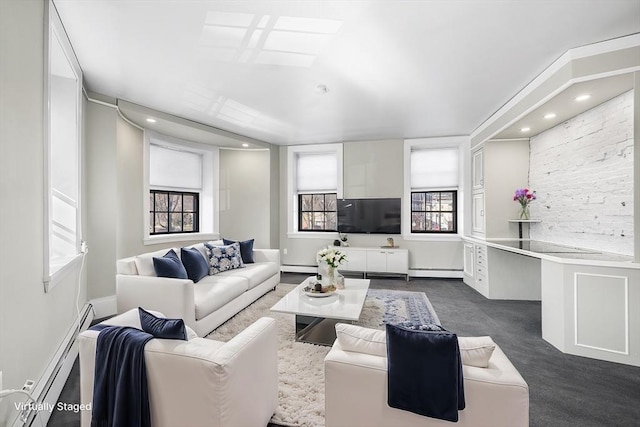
20, 303, 94, 427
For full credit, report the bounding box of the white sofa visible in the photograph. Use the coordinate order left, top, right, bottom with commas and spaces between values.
79, 309, 278, 427
116, 241, 280, 336
325, 327, 529, 427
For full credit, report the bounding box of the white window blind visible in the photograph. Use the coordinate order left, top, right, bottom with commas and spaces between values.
411, 148, 459, 189
296, 152, 337, 192
150, 144, 203, 190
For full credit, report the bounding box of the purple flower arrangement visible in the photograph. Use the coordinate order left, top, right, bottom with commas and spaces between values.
514, 188, 536, 219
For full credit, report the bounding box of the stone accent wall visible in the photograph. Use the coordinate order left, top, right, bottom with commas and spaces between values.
529, 91, 634, 255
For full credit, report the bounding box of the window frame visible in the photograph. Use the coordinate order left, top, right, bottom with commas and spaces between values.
297, 192, 338, 232
286, 144, 343, 238
149, 190, 200, 235
43, 1, 84, 291
410, 190, 458, 234
403, 137, 468, 241
143, 131, 219, 245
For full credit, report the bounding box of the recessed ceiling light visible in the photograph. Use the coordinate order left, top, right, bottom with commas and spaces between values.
520, 127, 531, 132
575, 94, 591, 102
146, 118, 156, 123
544, 113, 557, 119
242, 143, 249, 147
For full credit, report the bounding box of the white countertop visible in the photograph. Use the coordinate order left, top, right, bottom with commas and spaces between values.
462, 237, 639, 269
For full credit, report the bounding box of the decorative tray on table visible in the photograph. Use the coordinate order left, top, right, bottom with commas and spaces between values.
302, 283, 337, 298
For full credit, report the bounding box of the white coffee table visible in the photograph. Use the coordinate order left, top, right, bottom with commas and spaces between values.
270, 276, 371, 346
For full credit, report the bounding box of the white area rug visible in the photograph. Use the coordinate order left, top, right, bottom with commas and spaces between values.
207, 283, 434, 427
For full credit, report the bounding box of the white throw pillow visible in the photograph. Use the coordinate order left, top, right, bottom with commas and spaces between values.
458, 336, 496, 368
335, 323, 386, 357
134, 248, 177, 276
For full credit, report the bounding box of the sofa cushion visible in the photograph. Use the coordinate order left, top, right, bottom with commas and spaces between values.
458, 336, 496, 368
205, 242, 245, 275
193, 275, 248, 320
153, 249, 188, 279
135, 248, 177, 277
216, 262, 277, 289
139, 307, 187, 340
336, 324, 386, 357
223, 238, 255, 263
181, 247, 209, 283
186, 240, 223, 260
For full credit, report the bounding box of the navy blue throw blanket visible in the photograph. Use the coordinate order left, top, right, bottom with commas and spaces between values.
386, 323, 465, 422
90, 324, 154, 427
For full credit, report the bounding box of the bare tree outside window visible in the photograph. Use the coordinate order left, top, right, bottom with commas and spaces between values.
411, 191, 457, 233
150, 190, 199, 234
299, 193, 337, 231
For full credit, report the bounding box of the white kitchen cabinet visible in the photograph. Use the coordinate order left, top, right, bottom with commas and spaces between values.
472, 148, 484, 190
472, 192, 485, 234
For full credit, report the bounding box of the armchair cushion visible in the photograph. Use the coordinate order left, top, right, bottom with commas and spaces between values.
458, 336, 496, 368
336, 323, 386, 357
139, 307, 187, 340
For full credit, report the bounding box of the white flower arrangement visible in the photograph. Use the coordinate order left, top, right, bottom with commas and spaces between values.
316, 248, 347, 269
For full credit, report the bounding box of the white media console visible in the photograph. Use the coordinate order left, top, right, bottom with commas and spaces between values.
335, 246, 409, 281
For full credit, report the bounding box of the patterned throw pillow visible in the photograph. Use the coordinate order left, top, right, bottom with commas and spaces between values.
204, 242, 245, 275
394, 321, 446, 332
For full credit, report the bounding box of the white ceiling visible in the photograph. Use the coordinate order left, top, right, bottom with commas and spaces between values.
54, 0, 640, 146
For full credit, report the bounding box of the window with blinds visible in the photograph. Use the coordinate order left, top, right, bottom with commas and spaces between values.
296, 152, 338, 231
149, 143, 203, 234
410, 148, 459, 233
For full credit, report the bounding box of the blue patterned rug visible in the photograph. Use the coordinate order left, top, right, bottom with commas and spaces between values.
362, 289, 440, 327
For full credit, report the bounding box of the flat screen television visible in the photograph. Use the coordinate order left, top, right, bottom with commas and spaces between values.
337, 198, 401, 234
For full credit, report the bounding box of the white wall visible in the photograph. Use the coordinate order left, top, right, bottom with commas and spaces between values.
86, 102, 118, 299
484, 139, 531, 238
279, 139, 463, 271
0, 0, 87, 422
529, 91, 634, 255
219, 149, 271, 248
83, 104, 277, 300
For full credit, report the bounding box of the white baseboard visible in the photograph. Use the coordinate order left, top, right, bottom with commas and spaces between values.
409, 269, 464, 279
90, 295, 117, 319
24, 304, 94, 427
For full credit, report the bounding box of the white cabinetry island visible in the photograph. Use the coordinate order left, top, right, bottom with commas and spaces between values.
462, 237, 640, 367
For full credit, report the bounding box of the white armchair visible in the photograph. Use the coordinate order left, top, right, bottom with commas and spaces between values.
79, 309, 278, 427
325, 328, 529, 427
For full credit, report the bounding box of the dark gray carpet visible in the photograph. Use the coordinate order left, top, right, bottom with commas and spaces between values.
48, 273, 640, 427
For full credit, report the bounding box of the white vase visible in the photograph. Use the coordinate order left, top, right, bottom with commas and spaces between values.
318, 261, 344, 289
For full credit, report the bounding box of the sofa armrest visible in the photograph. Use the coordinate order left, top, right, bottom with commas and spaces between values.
116, 274, 196, 330
325, 341, 529, 427
252, 248, 280, 264
211, 316, 279, 427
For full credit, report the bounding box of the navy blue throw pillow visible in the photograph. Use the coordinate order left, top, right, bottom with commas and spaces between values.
152, 249, 188, 279
223, 238, 255, 263
138, 307, 187, 340
180, 247, 209, 283
386, 323, 465, 422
